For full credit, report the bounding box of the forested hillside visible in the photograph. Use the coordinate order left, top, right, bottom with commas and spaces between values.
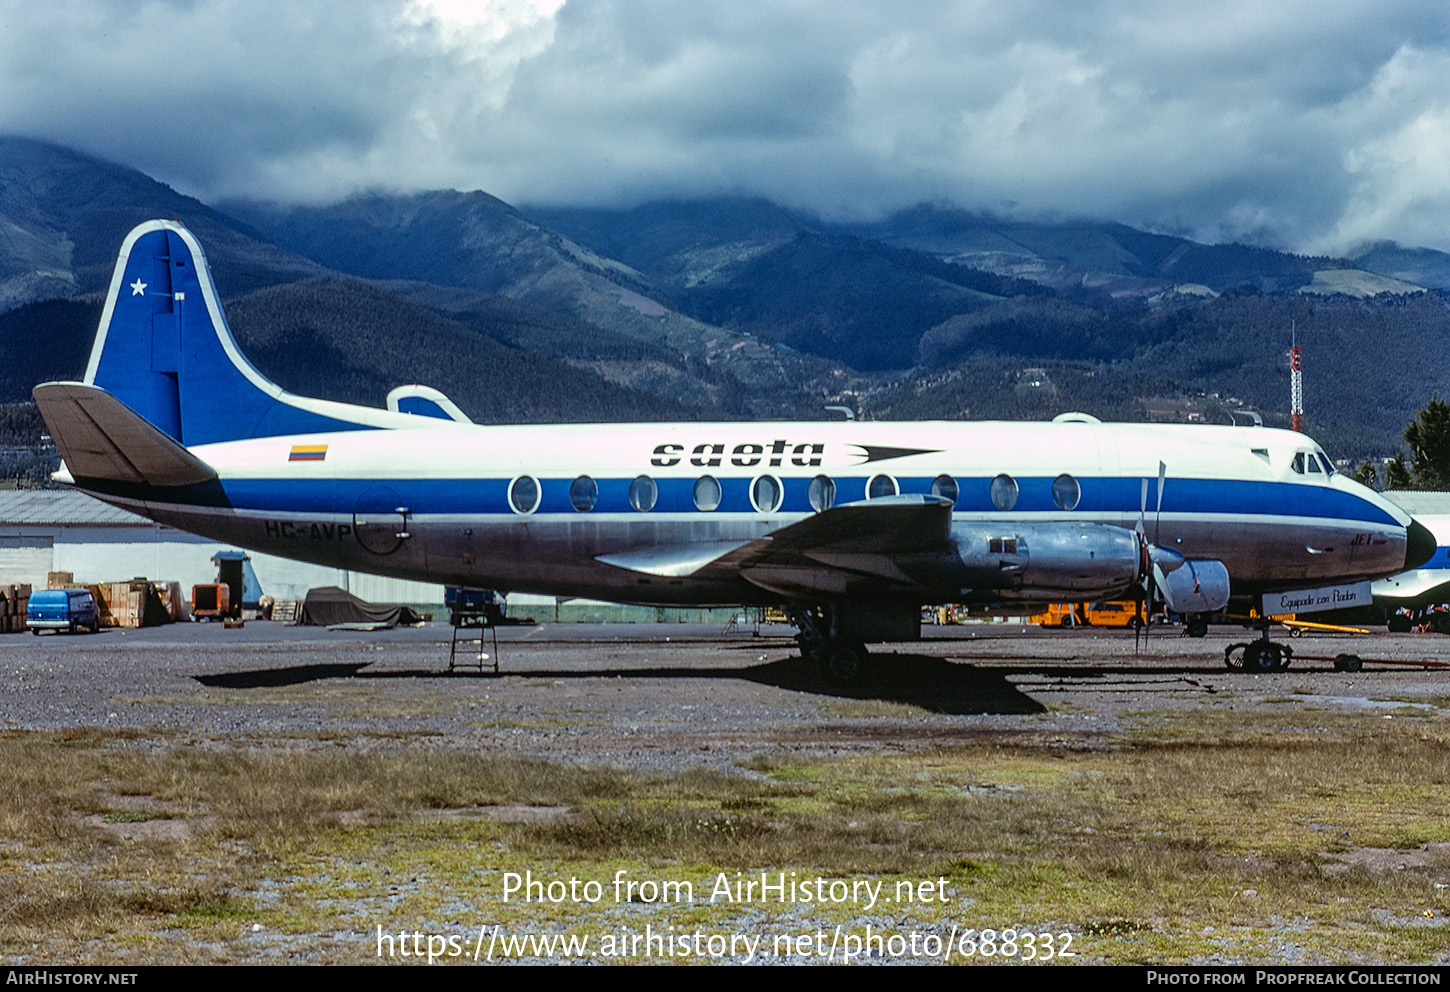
5, 138, 1450, 470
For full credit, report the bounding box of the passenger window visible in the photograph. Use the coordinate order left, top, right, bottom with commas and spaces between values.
931, 474, 959, 506
990, 474, 1018, 511
569, 475, 597, 512
693, 475, 722, 512
807, 475, 835, 512
509, 476, 539, 514
629, 475, 657, 512
1052, 473, 1080, 510
867, 474, 898, 499
751, 475, 783, 513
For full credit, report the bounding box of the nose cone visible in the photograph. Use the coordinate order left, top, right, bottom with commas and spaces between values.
1405, 518, 1437, 570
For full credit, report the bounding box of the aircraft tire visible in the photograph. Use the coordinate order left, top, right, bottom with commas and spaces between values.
1333, 653, 1363, 673
819, 642, 870, 685
1242, 642, 1284, 673
1185, 618, 1209, 638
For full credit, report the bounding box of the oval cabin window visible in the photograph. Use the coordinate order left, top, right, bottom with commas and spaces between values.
693, 475, 722, 512
569, 475, 597, 512
807, 475, 835, 512
990, 474, 1018, 511
751, 475, 783, 513
509, 476, 540, 514
629, 475, 657, 512
867, 474, 898, 499
1051, 473, 1081, 511
931, 474, 959, 506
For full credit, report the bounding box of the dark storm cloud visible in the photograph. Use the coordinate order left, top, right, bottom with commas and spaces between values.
1, 0, 1447, 251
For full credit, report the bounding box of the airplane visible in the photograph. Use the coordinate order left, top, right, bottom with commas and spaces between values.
1371, 506, 1450, 629
31, 220, 1436, 680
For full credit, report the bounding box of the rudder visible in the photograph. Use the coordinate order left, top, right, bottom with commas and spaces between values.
84, 220, 413, 445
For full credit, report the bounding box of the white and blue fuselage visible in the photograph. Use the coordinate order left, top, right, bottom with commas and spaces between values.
34, 221, 1432, 640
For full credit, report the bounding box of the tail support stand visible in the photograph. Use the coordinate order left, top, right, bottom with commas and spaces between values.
448, 607, 500, 675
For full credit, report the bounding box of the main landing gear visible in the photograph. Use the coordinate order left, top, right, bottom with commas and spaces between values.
788, 604, 872, 685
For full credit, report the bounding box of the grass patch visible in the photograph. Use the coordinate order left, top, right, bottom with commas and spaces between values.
1, 715, 1448, 964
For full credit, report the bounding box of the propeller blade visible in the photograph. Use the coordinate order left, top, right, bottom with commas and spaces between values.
1155, 461, 1167, 545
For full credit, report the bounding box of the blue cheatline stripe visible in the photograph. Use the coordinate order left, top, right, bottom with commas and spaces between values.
212, 475, 1402, 526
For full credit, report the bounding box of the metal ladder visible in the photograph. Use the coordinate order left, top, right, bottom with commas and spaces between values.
448, 609, 500, 674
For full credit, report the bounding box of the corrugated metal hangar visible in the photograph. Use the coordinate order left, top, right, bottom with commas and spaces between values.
0, 490, 445, 605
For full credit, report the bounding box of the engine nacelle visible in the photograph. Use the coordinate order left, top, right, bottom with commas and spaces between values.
1151, 549, 1231, 613
952, 522, 1142, 601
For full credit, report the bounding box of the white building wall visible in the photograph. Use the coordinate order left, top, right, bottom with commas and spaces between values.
22, 523, 445, 604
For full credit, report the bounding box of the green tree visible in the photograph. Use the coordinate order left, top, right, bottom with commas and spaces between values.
1385, 454, 1412, 490
1404, 397, 1450, 490
1352, 459, 1378, 489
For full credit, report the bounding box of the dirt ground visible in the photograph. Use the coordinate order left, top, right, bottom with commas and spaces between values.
5, 618, 1447, 762
4, 618, 1449, 967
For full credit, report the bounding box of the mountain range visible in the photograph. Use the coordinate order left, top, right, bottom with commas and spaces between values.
3, 135, 1450, 464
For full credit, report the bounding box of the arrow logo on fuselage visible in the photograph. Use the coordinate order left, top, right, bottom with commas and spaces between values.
849, 445, 942, 464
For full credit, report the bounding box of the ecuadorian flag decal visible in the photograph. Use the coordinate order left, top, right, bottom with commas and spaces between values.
289, 444, 328, 462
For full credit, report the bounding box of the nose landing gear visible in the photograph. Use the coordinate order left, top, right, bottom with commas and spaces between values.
1225, 637, 1292, 672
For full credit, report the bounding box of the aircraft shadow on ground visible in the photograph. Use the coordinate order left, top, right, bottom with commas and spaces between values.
194, 654, 1044, 715
191, 651, 1333, 715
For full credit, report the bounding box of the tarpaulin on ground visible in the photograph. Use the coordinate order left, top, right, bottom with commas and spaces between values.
297, 586, 424, 628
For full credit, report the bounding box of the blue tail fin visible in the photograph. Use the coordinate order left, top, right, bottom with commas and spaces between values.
83, 220, 415, 445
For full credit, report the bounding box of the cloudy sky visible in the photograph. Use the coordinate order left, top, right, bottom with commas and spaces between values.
3, 0, 1448, 252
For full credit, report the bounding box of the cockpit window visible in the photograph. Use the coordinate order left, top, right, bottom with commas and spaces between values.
1291, 449, 1335, 478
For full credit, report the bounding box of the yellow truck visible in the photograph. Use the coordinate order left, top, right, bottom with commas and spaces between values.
1032, 602, 1144, 628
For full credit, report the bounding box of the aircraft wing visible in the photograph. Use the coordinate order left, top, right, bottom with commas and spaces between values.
1372, 568, 1450, 605
598, 495, 954, 598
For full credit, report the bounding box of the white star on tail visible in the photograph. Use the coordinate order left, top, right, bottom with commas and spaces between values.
130, 279, 146, 296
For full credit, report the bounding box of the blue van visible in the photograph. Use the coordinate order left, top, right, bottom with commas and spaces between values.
26, 589, 101, 634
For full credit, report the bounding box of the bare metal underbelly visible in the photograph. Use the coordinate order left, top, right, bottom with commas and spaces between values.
107, 494, 1408, 606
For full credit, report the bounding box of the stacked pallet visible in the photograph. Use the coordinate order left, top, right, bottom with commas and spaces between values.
87, 578, 174, 628
0, 584, 32, 633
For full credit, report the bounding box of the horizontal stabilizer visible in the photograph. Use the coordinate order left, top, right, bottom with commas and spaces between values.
33, 382, 218, 488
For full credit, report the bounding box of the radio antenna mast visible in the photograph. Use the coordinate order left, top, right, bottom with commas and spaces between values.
1290, 321, 1304, 433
